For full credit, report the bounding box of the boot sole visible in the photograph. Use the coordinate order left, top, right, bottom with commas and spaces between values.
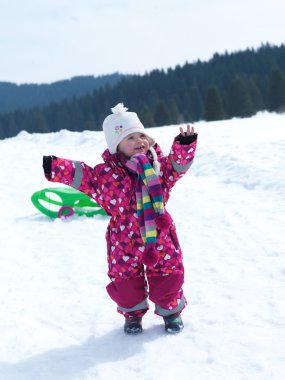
124, 327, 143, 335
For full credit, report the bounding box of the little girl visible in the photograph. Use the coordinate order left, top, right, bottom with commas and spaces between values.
43, 103, 198, 335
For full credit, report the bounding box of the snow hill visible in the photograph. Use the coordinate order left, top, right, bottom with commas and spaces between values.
0, 112, 284, 380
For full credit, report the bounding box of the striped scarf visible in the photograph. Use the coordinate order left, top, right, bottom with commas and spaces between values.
124, 154, 164, 263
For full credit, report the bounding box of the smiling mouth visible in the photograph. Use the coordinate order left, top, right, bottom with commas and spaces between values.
135, 146, 145, 151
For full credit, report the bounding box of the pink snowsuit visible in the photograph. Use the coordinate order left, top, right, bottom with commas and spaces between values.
45, 137, 197, 317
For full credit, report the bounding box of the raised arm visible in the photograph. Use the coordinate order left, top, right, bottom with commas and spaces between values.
160, 124, 198, 192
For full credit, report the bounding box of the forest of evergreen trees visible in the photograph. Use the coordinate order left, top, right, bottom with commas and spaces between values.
0, 43, 285, 140
0, 73, 123, 113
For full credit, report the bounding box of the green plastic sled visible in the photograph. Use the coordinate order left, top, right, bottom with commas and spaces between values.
31, 187, 107, 218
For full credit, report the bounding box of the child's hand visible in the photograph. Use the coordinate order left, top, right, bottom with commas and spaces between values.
43, 155, 57, 175
177, 124, 197, 145
179, 124, 195, 136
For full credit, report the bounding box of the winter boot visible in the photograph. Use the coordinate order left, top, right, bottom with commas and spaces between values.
163, 313, 184, 334
124, 316, 143, 335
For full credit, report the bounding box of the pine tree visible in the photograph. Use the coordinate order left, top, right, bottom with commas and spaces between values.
33, 112, 49, 133
248, 78, 264, 112
54, 100, 72, 131
0, 119, 7, 139
188, 86, 203, 121
204, 85, 225, 121
84, 117, 96, 131
269, 67, 285, 112
7, 114, 19, 138
167, 98, 180, 124
228, 77, 255, 117
140, 105, 155, 127
154, 101, 171, 126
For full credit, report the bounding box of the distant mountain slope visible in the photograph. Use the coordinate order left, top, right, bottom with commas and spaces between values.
1, 43, 284, 140
0, 73, 124, 113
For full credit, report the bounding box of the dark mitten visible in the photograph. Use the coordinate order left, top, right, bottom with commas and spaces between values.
176, 133, 198, 145
43, 155, 56, 175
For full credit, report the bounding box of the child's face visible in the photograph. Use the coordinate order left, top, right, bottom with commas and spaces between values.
118, 132, 150, 158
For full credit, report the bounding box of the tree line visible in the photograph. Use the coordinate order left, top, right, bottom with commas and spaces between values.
0, 73, 123, 114
0, 43, 285, 140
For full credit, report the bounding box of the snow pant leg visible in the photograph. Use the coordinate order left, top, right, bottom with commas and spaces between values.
106, 276, 149, 318
147, 271, 187, 316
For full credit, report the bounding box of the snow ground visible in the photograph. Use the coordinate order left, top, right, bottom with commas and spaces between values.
0, 112, 284, 380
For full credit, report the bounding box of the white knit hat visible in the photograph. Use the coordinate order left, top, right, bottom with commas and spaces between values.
102, 103, 155, 154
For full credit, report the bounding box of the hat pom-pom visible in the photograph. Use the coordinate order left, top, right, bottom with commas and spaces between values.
111, 103, 128, 114
156, 214, 172, 231
142, 244, 159, 266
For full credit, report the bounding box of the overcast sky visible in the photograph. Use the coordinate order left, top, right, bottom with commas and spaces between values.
1, 0, 284, 84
